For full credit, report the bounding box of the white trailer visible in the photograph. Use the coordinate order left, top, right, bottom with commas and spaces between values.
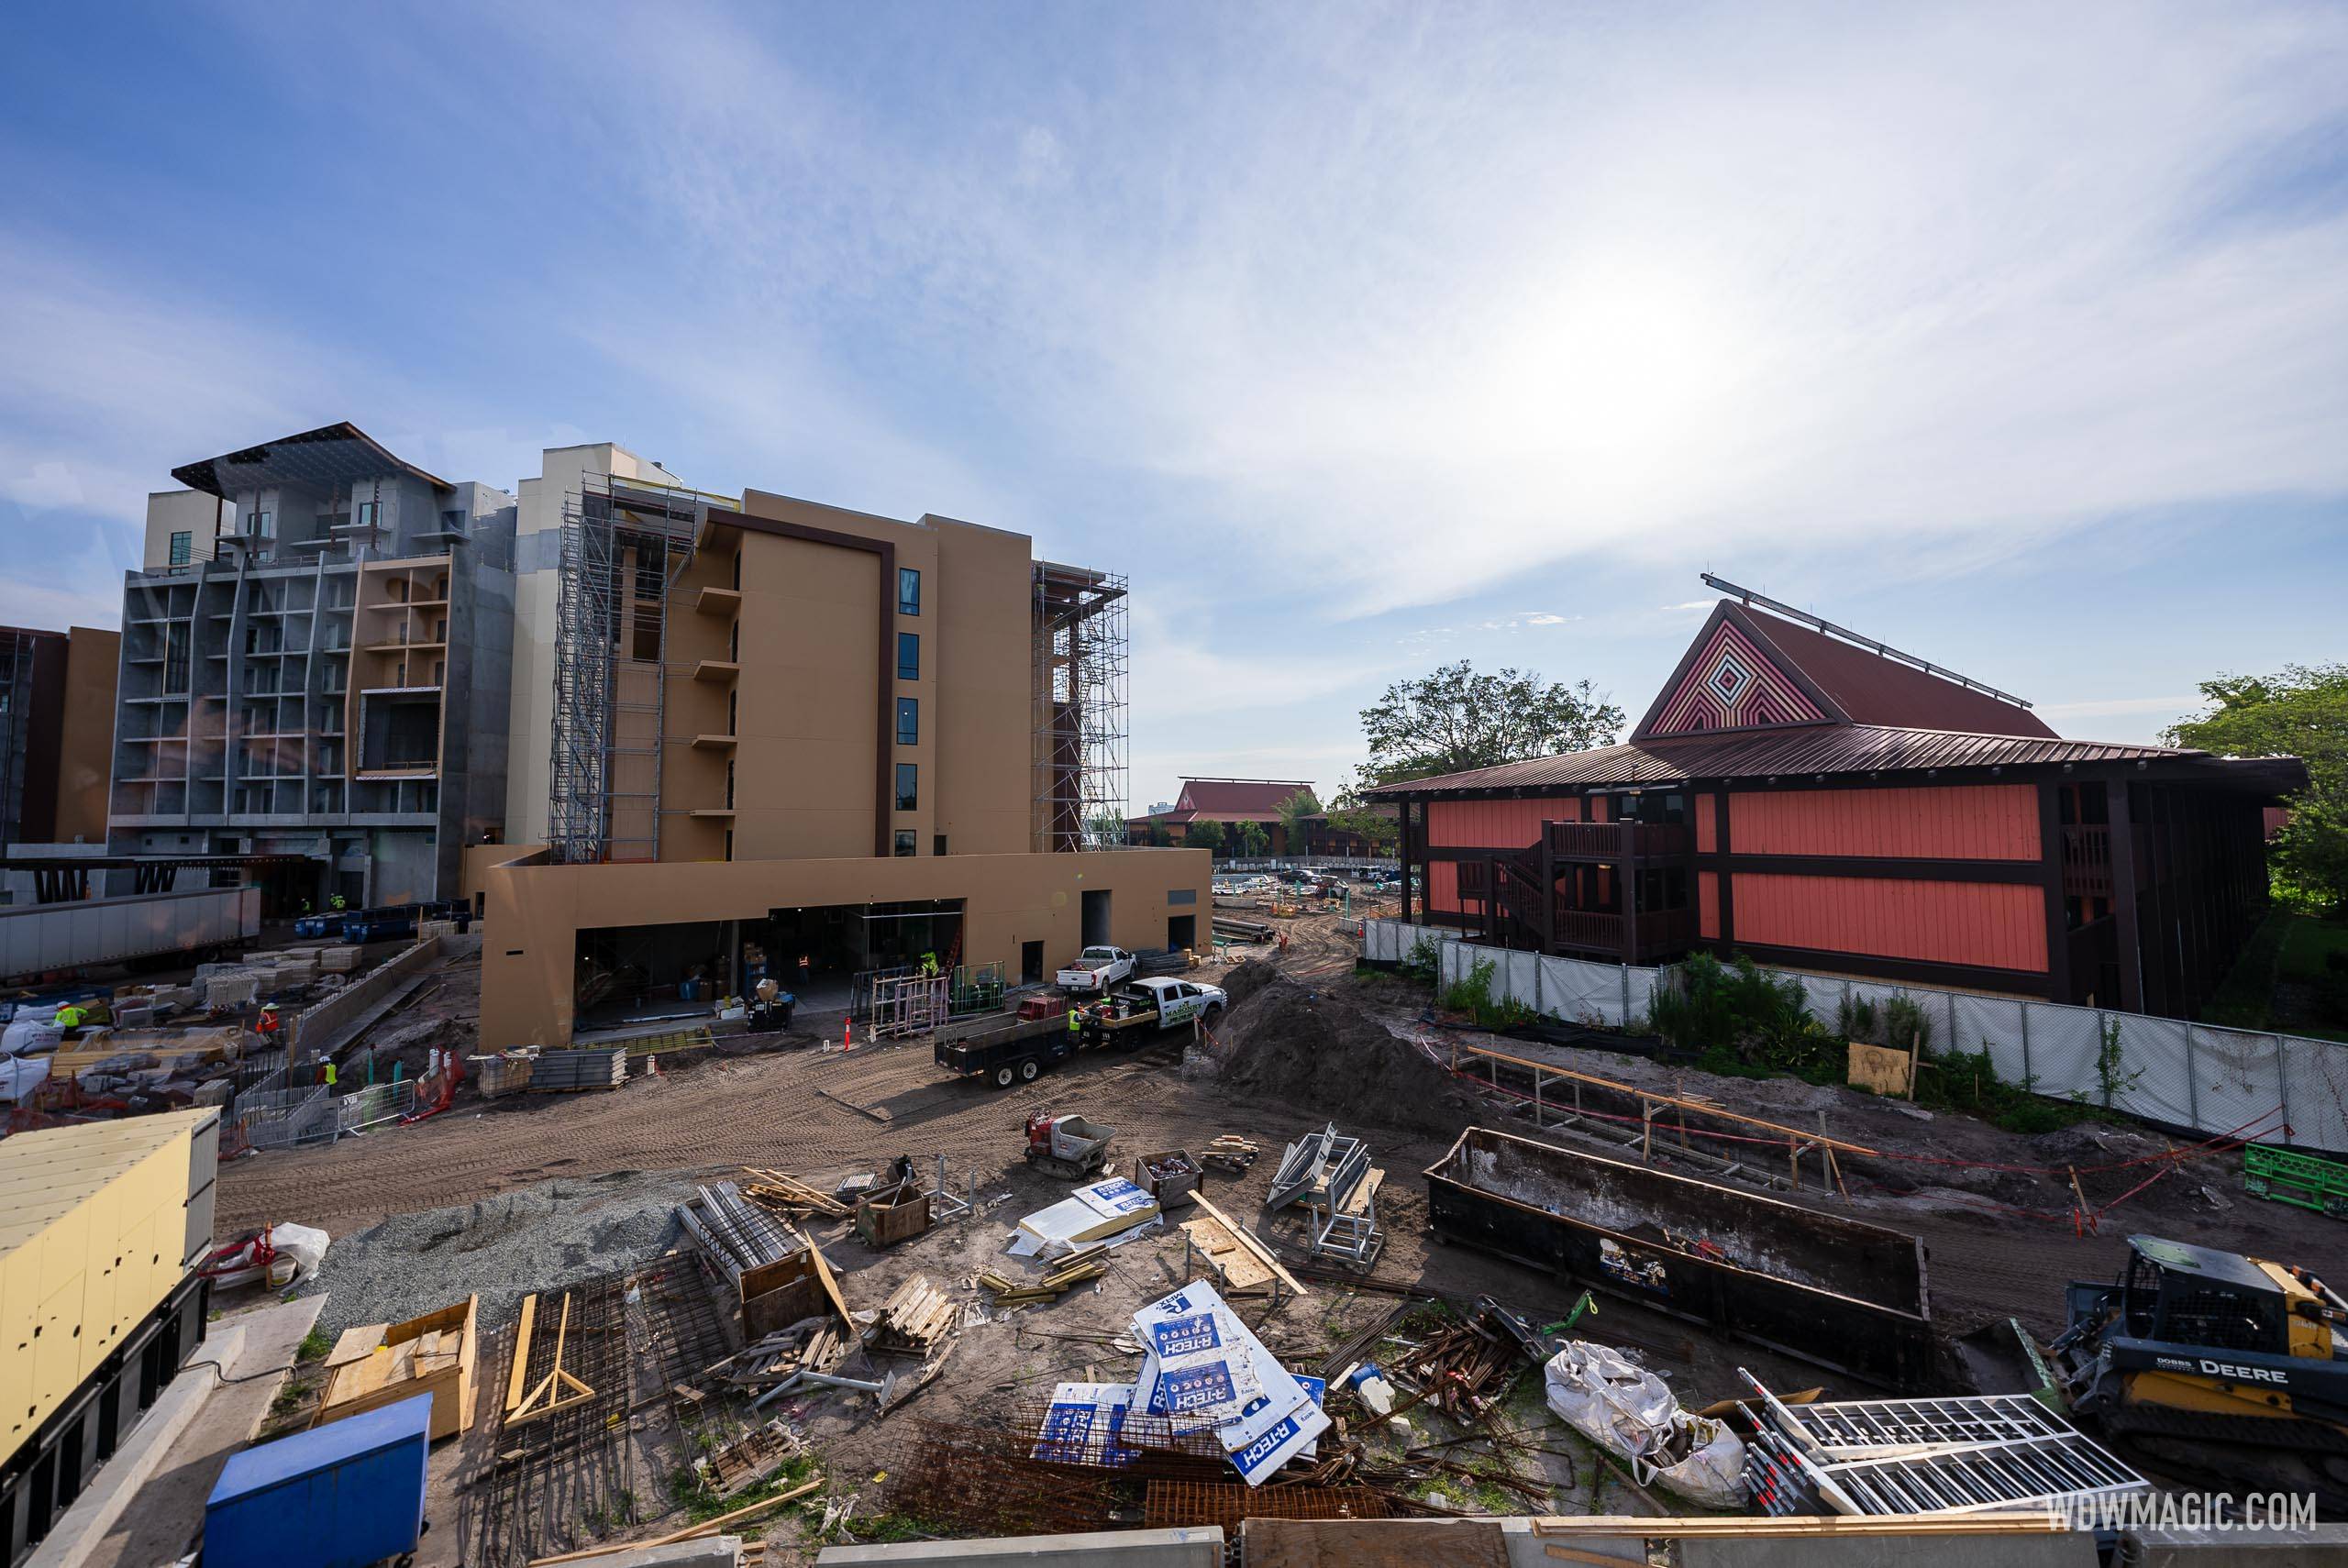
0, 887, 260, 983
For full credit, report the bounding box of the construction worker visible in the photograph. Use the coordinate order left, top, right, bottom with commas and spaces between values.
255, 1002, 282, 1041
52, 1000, 87, 1037
1068, 1005, 1085, 1048
919, 951, 940, 977
330, 893, 348, 911
321, 1057, 338, 1089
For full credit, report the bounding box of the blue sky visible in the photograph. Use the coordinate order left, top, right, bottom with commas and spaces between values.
4, 1, 2344, 811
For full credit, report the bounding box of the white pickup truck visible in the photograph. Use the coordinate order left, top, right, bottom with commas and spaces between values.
1056, 944, 1136, 993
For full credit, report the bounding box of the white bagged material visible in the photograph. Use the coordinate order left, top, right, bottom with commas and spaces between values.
1130, 1280, 1331, 1485
1544, 1341, 1745, 1509
270, 1221, 331, 1284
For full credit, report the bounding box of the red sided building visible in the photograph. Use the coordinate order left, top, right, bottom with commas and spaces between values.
1368, 589, 2306, 1020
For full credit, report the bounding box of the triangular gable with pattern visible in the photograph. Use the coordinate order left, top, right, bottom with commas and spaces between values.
1632, 602, 1841, 740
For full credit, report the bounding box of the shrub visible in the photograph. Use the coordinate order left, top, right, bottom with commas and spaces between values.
1648, 953, 1838, 1080
1835, 992, 1880, 1043
1441, 955, 1535, 1029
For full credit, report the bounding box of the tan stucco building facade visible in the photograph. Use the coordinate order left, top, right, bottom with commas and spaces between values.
481, 447, 1202, 1047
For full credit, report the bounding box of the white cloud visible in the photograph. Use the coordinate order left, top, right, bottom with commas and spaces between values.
543, 2, 2348, 619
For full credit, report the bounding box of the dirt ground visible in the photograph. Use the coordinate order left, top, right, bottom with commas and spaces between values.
213, 909, 2348, 1557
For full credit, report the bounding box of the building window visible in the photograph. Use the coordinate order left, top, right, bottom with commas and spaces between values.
896, 697, 918, 746
725, 829, 734, 861
934, 834, 947, 856
253, 509, 274, 539
169, 530, 192, 566
895, 763, 918, 811
893, 829, 916, 856
897, 631, 920, 681
898, 567, 921, 616
355, 502, 378, 529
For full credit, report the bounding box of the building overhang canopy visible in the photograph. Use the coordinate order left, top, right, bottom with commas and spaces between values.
172, 422, 450, 500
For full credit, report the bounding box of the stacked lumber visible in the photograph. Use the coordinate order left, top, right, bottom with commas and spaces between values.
1201, 1134, 1260, 1173
979, 1243, 1109, 1305
708, 1318, 851, 1393
869, 1273, 956, 1354
740, 1169, 852, 1220
528, 1046, 626, 1091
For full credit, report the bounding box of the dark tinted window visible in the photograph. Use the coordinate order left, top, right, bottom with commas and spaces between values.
898, 568, 921, 615
896, 698, 918, 745
897, 632, 920, 680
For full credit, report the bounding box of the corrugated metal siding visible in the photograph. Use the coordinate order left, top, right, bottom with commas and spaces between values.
1426, 798, 1575, 848
1733, 874, 2047, 972
1700, 870, 1721, 939
1728, 784, 2040, 860
1695, 793, 1716, 854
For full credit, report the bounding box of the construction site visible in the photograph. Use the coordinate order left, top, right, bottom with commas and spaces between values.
3, 875, 2337, 1567
6, 446, 2342, 1568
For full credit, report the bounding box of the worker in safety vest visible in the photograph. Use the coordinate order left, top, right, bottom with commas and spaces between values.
53, 1001, 87, 1035
919, 951, 940, 977
255, 1002, 282, 1040
330, 894, 347, 911
1067, 1006, 1084, 1046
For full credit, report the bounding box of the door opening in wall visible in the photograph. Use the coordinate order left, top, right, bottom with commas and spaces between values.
1021, 940, 1044, 986
1168, 914, 1196, 951
1081, 888, 1111, 947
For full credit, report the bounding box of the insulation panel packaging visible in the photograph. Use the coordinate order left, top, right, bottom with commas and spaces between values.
1033, 1382, 1141, 1468
1008, 1176, 1162, 1257
0, 1109, 218, 1472
1129, 1280, 1331, 1485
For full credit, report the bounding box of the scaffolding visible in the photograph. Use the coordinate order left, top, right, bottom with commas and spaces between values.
548, 474, 702, 864
1031, 562, 1129, 854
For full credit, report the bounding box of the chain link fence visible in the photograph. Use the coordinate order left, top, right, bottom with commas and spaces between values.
1363, 918, 2342, 1153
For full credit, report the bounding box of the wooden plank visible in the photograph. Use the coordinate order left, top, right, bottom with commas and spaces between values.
1189, 1190, 1308, 1297
504, 1293, 538, 1414
325, 1324, 385, 1369
1451, 1042, 1879, 1154
1181, 1215, 1273, 1290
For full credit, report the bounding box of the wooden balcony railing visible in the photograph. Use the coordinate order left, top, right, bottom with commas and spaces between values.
1548, 903, 1698, 961
2061, 824, 2112, 900
1545, 820, 1692, 861
1456, 858, 1492, 900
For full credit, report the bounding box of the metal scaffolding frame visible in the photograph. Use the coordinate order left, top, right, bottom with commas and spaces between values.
1031, 562, 1129, 854
548, 474, 701, 864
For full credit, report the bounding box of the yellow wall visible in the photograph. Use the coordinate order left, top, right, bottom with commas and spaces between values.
478, 846, 1210, 1046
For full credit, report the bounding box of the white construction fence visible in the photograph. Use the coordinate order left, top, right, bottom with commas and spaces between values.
1361, 918, 2348, 1154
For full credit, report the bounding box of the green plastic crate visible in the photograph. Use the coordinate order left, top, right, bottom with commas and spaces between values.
2243, 1142, 2348, 1220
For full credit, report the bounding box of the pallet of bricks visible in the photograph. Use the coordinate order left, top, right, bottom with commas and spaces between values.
526, 1044, 626, 1092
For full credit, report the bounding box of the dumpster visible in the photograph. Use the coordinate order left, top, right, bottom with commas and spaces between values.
205, 1391, 430, 1568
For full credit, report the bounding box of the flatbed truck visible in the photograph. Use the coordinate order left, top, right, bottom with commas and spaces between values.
936, 977, 1226, 1088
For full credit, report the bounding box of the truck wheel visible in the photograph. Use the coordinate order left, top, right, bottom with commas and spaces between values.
992, 1064, 1017, 1089
1202, 1003, 1223, 1024
1019, 1058, 1042, 1082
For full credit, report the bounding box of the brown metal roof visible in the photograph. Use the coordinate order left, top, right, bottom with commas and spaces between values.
1365, 724, 2308, 797
1738, 607, 2058, 738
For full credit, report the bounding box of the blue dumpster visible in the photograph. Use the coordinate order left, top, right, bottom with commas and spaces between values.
205, 1391, 430, 1568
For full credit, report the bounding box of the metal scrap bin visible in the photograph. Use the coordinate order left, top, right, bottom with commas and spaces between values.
205, 1391, 430, 1568
1131, 1148, 1201, 1209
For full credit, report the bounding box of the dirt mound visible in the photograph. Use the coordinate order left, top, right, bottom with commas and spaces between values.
1213, 972, 1478, 1135
1220, 958, 1281, 1009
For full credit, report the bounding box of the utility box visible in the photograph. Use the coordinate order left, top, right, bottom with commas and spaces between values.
205, 1391, 430, 1568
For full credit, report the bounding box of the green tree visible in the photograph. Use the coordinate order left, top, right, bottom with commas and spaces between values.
1185, 818, 1226, 856
1236, 820, 1270, 857
1276, 789, 1321, 856
1357, 660, 1623, 787
2166, 664, 2348, 912
1083, 809, 1129, 848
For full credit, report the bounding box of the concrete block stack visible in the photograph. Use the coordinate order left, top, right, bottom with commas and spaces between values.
319, 948, 361, 975
201, 973, 260, 1010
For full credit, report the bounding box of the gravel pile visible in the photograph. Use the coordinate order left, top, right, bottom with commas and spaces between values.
299, 1169, 701, 1334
